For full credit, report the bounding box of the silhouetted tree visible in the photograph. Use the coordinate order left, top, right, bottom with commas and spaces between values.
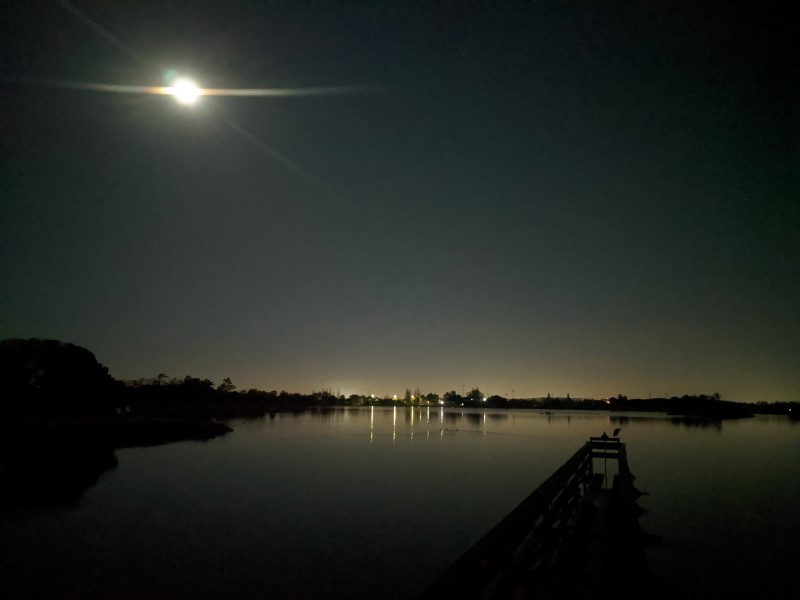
443, 390, 463, 406
486, 395, 508, 408
424, 392, 440, 404
0, 338, 120, 417
467, 388, 484, 404
217, 377, 236, 393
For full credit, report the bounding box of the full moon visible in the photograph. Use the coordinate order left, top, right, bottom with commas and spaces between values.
170, 78, 201, 105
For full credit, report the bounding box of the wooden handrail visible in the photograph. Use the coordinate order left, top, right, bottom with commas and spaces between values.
420, 442, 595, 598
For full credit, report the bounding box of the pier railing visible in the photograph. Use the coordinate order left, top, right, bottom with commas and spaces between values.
421, 436, 627, 599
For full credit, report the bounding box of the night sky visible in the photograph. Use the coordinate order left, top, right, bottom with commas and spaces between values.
2, 1, 797, 401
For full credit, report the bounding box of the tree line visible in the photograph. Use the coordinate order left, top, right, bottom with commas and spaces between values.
2, 339, 797, 420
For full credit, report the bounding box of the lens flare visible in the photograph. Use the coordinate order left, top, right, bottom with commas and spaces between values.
169, 78, 201, 104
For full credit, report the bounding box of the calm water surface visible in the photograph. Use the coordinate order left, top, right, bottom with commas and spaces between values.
2, 409, 798, 599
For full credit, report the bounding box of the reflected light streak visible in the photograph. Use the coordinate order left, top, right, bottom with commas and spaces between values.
426, 407, 431, 439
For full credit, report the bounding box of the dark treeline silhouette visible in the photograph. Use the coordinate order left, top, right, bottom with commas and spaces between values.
0, 339, 230, 509
752, 400, 800, 419
511, 393, 799, 419
4, 339, 797, 422
0, 338, 342, 422
125, 377, 343, 419
602, 393, 756, 418
0, 338, 123, 418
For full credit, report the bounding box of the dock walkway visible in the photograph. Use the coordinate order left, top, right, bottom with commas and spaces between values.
420, 435, 664, 599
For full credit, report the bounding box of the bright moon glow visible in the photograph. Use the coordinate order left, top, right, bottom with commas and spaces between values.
169, 78, 200, 104
37, 79, 370, 102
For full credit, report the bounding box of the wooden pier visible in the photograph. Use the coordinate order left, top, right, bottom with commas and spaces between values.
420, 435, 662, 599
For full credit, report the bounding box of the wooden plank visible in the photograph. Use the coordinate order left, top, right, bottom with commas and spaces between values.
589, 440, 621, 449
589, 436, 620, 443
592, 451, 621, 459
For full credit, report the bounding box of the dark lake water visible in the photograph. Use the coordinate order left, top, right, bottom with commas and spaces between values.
2, 409, 798, 599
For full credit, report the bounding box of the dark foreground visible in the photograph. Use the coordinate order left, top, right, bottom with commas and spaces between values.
421, 436, 671, 600
0, 417, 231, 509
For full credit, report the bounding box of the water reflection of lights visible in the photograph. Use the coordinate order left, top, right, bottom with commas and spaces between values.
426, 407, 431, 439
364, 407, 517, 444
